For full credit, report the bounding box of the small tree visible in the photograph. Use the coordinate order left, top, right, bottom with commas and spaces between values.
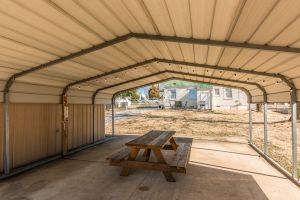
148, 85, 160, 99
118, 89, 139, 101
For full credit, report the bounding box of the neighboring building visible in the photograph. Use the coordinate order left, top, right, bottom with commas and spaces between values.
162, 80, 248, 110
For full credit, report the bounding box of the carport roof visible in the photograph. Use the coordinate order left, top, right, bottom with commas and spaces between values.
0, 0, 300, 103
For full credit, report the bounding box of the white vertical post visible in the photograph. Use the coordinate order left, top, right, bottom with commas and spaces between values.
291, 94, 298, 179
263, 102, 268, 155
112, 97, 115, 137
249, 103, 253, 144
3, 92, 10, 174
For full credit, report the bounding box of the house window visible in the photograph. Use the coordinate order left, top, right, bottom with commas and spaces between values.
170, 90, 176, 100
214, 88, 220, 96
189, 89, 197, 99
224, 88, 233, 98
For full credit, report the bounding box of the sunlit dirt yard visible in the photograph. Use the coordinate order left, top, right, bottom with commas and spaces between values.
106, 108, 300, 177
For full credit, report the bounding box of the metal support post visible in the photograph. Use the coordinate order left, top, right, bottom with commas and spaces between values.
263, 102, 268, 155
62, 95, 68, 155
3, 92, 10, 174
291, 90, 298, 179
112, 97, 115, 137
249, 103, 253, 144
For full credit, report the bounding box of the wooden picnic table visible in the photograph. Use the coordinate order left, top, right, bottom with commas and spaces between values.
107, 130, 193, 182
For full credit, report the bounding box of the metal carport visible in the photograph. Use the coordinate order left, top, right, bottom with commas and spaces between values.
0, 0, 299, 184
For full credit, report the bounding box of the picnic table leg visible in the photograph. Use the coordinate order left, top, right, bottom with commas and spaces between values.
169, 137, 178, 151
152, 149, 176, 182
120, 147, 140, 176
143, 148, 151, 162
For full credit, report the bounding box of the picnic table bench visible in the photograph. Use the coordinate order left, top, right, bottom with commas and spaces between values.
107, 130, 193, 182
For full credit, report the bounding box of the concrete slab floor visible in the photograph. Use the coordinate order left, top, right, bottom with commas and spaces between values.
0, 135, 299, 200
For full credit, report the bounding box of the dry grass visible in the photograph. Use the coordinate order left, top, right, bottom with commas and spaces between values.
106, 108, 300, 177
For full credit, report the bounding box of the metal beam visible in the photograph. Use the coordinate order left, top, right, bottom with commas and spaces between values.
132, 33, 300, 54
111, 77, 252, 105
62, 58, 292, 103
92, 70, 266, 101
61, 59, 156, 100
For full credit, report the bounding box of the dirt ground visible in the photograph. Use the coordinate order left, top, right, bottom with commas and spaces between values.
106, 108, 300, 177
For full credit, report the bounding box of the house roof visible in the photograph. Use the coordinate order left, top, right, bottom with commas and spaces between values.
0, 0, 299, 104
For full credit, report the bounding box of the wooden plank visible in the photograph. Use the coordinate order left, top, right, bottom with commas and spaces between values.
107, 147, 131, 161
126, 130, 175, 148
169, 141, 192, 170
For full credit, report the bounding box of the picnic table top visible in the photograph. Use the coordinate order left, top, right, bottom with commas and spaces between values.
125, 130, 175, 148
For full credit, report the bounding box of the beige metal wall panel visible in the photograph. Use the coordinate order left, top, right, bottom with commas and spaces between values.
271, 17, 300, 47
115, 42, 145, 62
50, 0, 115, 41
0, 36, 57, 62
94, 98, 111, 105
10, 93, 60, 104
250, 0, 300, 45
292, 77, 300, 89
207, 47, 223, 65
0, 81, 5, 91
264, 84, 290, 94
138, 40, 164, 59
68, 97, 92, 104
242, 51, 277, 70
0, 103, 3, 172
210, 0, 241, 40
142, 0, 175, 36
229, 0, 277, 42
68, 90, 93, 98
9, 103, 62, 169
268, 56, 300, 73
281, 66, 300, 79
190, 0, 214, 39
0, 15, 69, 56
267, 92, 290, 103
100, 0, 145, 34
231, 49, 259, 68
254, 53, 297, 72
218, 48, 241, 67
17, 75, 70, 87
152, 41, 173, 59
165, 0, 192, 37
164, 42, 184, 61
180, 42, 196, 63
94, 104, 105, 141
252, 95, 264, 103
77, 0, 129, 36
0, 68, 16, 81
297, 90, 300, 101
121, 0, 157, 34
44, 62, 102, 79
124, 39, 154, 60
193, 44, 208, 64
11, 82, 62, 96
15, 0, 101, 46
68, 104, 93, 150
250, 89, 263, 96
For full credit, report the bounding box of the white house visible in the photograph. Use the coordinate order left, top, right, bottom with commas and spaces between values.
162, 81, 248, 110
